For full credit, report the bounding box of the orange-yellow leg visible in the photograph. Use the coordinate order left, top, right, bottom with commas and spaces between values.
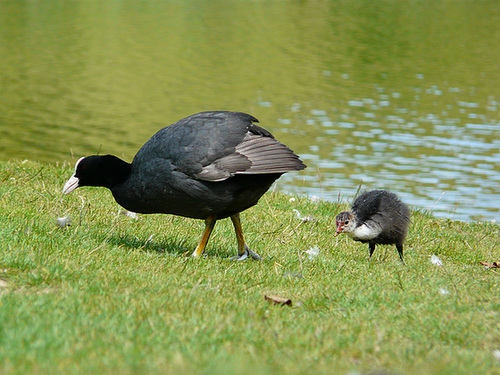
230, 213, 262, 261
192, 215, 217, 257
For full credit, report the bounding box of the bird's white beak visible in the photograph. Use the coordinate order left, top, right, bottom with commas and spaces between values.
63, 157, 85, 194
62, 175, 80, 194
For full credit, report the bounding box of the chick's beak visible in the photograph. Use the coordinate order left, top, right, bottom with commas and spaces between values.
334, 223, 343, 237
62, 175, 79, 194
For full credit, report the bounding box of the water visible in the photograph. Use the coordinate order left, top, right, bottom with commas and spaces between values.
1, 0, 499, 221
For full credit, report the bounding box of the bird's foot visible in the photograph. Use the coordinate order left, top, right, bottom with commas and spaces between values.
230, 245, 262, 261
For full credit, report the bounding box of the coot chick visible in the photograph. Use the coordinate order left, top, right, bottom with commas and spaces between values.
334, 190, 410, 262
63, 111, 306, 260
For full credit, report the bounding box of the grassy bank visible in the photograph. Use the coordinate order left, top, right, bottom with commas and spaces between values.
0, 159, 499, 374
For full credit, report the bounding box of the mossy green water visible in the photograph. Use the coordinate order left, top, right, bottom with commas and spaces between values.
1, 160, 499, 374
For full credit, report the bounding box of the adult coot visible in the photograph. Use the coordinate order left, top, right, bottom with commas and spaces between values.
334, 190, 410, 262
63, 111, 306, 260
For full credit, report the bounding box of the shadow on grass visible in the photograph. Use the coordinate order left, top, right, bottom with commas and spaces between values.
104, 233, 192, 256
103, 233, 252, 260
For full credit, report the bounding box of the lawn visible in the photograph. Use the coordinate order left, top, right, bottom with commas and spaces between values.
1, 160, 499, 374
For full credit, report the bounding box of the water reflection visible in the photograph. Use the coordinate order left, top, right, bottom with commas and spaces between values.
271, 78, 500, 221
0, 0, 499, 221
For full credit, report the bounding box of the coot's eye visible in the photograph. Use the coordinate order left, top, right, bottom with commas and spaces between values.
344, 220, 349, 225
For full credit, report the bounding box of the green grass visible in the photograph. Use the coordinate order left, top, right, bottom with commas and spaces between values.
1, 159, 499, 374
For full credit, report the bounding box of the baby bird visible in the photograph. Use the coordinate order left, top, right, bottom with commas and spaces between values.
334, 190, 410, 262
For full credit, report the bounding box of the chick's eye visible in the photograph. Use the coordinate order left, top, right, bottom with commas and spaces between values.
344, 220, 349, 225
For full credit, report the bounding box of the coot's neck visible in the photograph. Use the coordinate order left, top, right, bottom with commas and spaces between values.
90, 155, 132, 190
350, 210, 384, 240
350, 211, 361, 227
110, 158, 131, 188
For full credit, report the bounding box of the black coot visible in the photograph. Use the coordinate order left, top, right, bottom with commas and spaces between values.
63, 111, 306, 260
334, 190, 410, 262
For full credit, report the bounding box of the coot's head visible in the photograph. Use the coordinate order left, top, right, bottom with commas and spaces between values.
334, 211, 356, 236
62, 155, 131, 194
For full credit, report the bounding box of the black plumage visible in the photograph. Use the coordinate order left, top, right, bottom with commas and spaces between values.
334, 190, 411, 262
63, 111, 306, 260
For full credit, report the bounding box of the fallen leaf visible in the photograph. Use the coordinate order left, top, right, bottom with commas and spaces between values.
265, 294, 292, 307
479, 261, 500, 269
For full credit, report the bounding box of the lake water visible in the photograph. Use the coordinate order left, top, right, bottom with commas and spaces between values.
1, 0, 499, 221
